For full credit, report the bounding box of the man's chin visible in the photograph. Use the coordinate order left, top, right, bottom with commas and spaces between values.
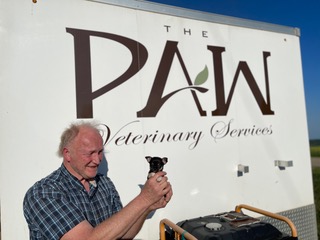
86, 167, 98, 178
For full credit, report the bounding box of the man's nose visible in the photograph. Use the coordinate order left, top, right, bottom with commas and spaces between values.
92, 153, 102, 164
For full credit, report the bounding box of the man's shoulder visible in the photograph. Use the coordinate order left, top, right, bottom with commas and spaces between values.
25, 167, 67, 198
38, 166, 64, 183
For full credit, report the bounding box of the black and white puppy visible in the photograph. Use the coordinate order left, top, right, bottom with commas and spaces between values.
146, 156, 168, 179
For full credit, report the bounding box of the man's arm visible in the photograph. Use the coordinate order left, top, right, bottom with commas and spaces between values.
122, 180, 173, 239
61, 172, 173, 240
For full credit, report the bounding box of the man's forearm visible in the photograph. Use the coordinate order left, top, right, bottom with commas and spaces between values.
61, 196, 151, 240
121, 209, 151, 239
92, 195, 151, 240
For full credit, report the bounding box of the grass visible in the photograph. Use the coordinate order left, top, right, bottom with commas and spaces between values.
310, 139, 320, 157
311, 146, 320, 157
311, 140, 320, 238
313, 167, 320, 238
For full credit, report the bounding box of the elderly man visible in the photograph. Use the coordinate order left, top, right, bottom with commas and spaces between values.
23, 121, 173, 239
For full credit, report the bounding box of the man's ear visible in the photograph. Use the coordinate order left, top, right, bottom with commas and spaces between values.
63, 148, 71, 162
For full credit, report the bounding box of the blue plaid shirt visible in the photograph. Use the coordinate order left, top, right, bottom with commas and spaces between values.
23, 165, 123, 239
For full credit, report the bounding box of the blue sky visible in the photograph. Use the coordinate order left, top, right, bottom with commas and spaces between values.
147, 0, 320, 140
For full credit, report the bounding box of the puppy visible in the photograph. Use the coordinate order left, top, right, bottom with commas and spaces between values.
146, 156, 168, 179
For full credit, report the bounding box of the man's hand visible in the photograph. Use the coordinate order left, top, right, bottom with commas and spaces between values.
140, 171, 173, 210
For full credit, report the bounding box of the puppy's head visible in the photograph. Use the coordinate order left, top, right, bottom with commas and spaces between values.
146, 156, 168, 178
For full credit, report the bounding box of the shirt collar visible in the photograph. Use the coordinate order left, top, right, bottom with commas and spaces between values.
60, 164, 100, 189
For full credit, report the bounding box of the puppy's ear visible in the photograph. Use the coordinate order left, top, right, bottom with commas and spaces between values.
146, 156, 152, 163
162, 157, 168, 164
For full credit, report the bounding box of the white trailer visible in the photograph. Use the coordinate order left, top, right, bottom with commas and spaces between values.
0, 0, 316, 239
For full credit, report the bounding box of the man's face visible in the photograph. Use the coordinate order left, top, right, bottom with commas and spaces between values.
65, 127, 104, 180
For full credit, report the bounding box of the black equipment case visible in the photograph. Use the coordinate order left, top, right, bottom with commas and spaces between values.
159, 204, 298, 240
